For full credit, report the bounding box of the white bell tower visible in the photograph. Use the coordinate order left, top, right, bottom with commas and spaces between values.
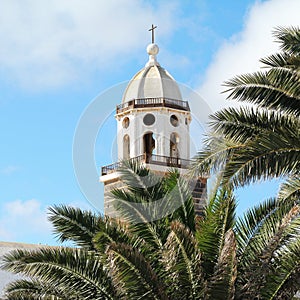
116, 41, 191, 166
100, 26, 207, 217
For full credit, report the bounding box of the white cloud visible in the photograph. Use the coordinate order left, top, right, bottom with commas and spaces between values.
0, 199, 52, 244
197, 0, 300, 113
0, 0, 179, 89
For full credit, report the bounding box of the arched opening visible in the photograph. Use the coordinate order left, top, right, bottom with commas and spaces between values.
122, 117, 130, 128
143, 132, 155, 163
123, 134, 130, 159
170, 133, 179, 160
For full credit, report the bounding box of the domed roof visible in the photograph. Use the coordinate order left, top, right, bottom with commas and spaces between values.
122, 43, 182, 103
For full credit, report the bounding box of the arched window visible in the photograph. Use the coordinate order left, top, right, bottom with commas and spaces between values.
123, 134, 130, 159
143, 132, 155, 163
122, 117, 130, 128
170, 133, 179, 158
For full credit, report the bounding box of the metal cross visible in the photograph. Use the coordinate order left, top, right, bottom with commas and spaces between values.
148, 24, 157, 43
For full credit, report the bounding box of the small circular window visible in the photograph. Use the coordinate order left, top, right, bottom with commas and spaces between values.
143, 114, 155, 126
170, 115, 179, 127
122, 117, 130, 128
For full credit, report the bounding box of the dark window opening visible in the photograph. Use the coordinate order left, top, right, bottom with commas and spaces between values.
143, 132, 155, 163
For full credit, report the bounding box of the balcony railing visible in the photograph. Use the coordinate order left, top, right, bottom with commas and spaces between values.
101, 154, 192, 176
116, 97, 190, 114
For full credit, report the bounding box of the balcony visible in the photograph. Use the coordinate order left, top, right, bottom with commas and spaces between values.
116, 97, 190, 114
101, 154, 192, 176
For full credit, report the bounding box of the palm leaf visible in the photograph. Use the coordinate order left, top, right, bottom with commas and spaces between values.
5, 279, 74, 299
223, 71, 300, 115
196, 186, 236, 276
106, 242, 168, 300
236, 198, 300, 298
48, 205, 100, 250
192, 134, 240, 177
278, 174, 300, 202
210, 106, 299, 143
2, 247, 117, 300
93, 216, 140, 254
273, 26, 300, 54
162, 221, 204, 299
261, 240, 300, 299
208, 229, 237, 300
260, 52, 295, 68
222, 129, 300, 186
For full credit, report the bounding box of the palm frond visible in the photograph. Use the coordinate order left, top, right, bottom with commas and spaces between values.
111, 197, 165, 249
196, 187, 236, 276
162, 221, 204, 299
192, 134, 239, 177
222, 130, 300, 186
117, 160, 161, 199
261, 240, 300, 299
273, 26, 300, 55
223, 71, 300, 115
93, 216, 140, 254
2, 247, 117, 300
107, 242, 168, 300
5, 279, 74, 299
278, 174, 300, 202
208, 229, 237, 300
235, 197, 278, 257
210, 106, 299, 143
260, 52, 296, 68
48, 205, 100, 249
236, 198, 300, 298
164, 173, 196, 231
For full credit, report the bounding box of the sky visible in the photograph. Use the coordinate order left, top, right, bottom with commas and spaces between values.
0, 0, 299, 245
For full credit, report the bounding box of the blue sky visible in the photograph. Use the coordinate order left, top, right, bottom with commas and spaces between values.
0, 0, 299, 245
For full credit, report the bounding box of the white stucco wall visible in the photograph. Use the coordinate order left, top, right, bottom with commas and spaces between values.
117, 107, 191, 161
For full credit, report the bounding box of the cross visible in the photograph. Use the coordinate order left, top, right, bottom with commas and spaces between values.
148, 24, 157, 43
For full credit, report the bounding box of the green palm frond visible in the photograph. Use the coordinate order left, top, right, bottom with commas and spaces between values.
278, 174, 300, 202
261, 240, 300, 299
223, 71, 300, 115
197, 186, 236, 276
236, 198, 300, 298
48, 205, 100, 249
192, 134, 239, 177
234, 197, 278, 257
110, 162, 168, 248
222, 130, 300, 186
164, 172, 196, 231
2, 247, 117, 300
117, 160, 161, 199
195, 106, 300, 187
223, 27, 300, 116
260, 52, 296, 68
208, 229, 237, 300
273, 26, 300, 54
111, 197, 165, 249
93, 216, 140, 254
107, 242, 168, 300
162, 221, 204, 299
210, 106, 299, 143
112, 164, 196, 249
5, 279, 74, 299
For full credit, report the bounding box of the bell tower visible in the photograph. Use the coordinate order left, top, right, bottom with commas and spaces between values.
100, 26, 207, 217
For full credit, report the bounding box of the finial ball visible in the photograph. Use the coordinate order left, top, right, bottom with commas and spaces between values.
147, 43, 159, 55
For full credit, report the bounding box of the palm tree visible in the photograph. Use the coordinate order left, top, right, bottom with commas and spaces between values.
2, 163, 300, 299
194, 26, 300, 198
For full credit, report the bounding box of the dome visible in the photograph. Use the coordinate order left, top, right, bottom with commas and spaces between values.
122, 43, 182, 103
